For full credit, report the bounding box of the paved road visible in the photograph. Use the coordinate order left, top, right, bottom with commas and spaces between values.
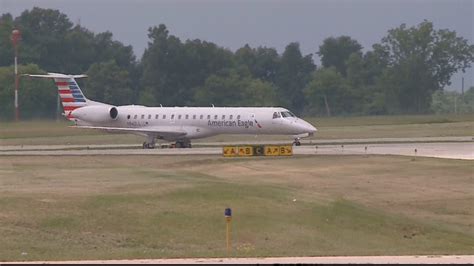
1, 142, 472, 160
3, 255, 473, 264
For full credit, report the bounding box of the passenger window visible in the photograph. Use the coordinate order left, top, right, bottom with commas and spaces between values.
171, 114, 175, 119
230, 115, 233, 120
207, 115, 211, 119
178, 115, 182, 119
155, 114, 159, 119
214, 115, 218, 119
148, 114, 151, 119
141, 114, 145, 119
222, 115, 225, 119
200, 115, 203, 119
163, 114, 166, 119
237, 115, 241, 120
127, 115, 130, 119
185, 114, 189, 119
134, 115, 137, 119
193, 115, 196, 120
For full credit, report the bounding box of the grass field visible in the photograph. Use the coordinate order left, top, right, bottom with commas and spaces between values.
0, 155, 472, 261
0, 114, 473, 145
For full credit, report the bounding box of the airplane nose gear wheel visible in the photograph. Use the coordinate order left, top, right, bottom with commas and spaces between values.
293, 139, 301, 146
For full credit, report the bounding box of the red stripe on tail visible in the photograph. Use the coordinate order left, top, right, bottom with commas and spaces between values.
56, 82, 69, 86
63, 106, 78, 111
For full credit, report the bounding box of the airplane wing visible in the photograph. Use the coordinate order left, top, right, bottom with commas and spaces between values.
71, 125, 187, 139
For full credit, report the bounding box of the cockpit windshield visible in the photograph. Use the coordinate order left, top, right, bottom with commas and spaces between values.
281, 111, 296, 118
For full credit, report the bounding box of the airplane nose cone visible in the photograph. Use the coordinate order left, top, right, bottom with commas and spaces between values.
306, 123, 317, 136
297, 119, 317, 135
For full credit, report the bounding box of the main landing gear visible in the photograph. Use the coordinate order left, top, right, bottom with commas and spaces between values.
142, 139, 192, 149
142, 142, 156, 149
142, 135, 156, 149
175, 139, 192, 148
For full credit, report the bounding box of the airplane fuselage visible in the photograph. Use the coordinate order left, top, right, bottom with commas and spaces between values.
76, 105, 317, 141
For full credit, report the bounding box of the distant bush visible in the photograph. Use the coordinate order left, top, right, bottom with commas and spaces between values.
431, 87, 474, 114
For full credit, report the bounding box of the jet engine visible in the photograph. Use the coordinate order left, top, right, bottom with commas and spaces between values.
71, 105, 119, 123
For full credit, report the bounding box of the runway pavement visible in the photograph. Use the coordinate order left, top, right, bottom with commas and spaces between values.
3, 255, 473, 264
1, 136, 472, 151
0, 140, 472, 160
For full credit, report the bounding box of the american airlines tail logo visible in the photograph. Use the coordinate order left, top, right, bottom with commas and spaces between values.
55, 79, 87, 119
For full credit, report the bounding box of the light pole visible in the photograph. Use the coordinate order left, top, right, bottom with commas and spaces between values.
11, 29, 21, 122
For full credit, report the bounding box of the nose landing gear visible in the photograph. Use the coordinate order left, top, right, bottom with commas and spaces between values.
293, 138, 301, 146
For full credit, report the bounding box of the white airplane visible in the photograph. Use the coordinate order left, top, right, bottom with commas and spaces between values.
25, 73, 317, 148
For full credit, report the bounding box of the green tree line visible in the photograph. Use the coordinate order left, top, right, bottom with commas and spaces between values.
0, 7, 473, 120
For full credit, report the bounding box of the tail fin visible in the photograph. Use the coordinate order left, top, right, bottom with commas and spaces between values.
23, 73, 88, 120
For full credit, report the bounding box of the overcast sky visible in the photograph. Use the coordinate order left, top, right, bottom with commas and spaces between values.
1, 0, 472, 91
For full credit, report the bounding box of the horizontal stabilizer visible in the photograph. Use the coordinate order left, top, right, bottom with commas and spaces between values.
22, 73, 88, 79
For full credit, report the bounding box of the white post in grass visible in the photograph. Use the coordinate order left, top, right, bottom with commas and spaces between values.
11, 29, 21, 121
